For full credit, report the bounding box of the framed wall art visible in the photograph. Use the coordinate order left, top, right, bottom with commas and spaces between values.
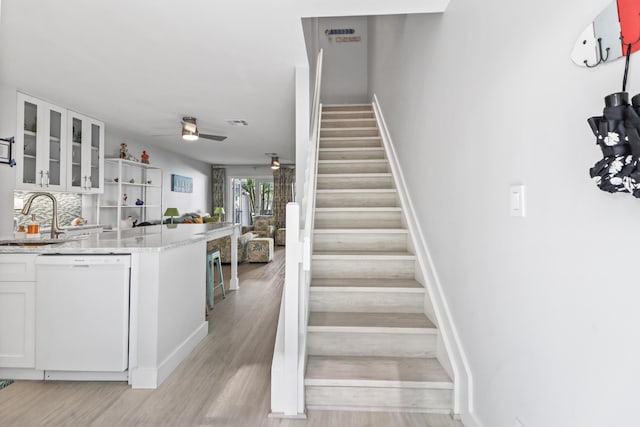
171, 174, 193, 193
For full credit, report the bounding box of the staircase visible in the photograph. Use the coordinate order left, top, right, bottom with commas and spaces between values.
305, 104, 453, 413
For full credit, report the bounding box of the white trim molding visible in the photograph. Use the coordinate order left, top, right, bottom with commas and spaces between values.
372, 94, 481, 427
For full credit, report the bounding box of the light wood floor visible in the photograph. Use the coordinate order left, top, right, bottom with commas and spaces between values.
0, 247, 463, 427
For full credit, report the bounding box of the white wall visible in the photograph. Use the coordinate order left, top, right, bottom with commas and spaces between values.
0, 84, 18, 239
104, 131, 211, 217
368, 3, 640, 427
319, 16, 368, 104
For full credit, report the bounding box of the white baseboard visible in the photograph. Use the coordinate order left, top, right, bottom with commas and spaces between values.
461, 411, 484, 427
268, 412, 307, 419
157, 321, 208, 386
43, 370, 128, 382
0, 368, 44, 380
372, 94, 473, 417
130, 321, 208, 389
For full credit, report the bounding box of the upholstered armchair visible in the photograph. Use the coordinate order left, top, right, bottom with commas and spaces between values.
241, 215, 276, 239
206, 232, 256, 263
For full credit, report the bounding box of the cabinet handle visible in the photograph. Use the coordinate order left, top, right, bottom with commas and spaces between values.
39, 170, 44, 187
87, 176, 92, 190
45, 171, 50, 187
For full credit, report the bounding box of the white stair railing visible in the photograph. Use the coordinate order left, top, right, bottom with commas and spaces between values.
271, 49, 323, 417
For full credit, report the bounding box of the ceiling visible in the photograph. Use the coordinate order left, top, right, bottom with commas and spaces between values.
0, 0, 448, 166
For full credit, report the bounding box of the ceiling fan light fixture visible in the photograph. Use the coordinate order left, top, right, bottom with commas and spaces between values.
183, 121, 197, 133
271, 156, 280, 170
182, 128, 199, 141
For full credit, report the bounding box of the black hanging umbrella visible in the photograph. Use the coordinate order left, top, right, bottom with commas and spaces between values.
588, 92, 632, 193
618, 94, 640, 196
588, 43, 639, 194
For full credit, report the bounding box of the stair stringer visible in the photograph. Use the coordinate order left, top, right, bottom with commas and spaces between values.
372, 94, 473, 419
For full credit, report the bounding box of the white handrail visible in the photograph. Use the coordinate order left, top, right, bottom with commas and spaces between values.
301, 49, 324, 250
271, 48, 323, 418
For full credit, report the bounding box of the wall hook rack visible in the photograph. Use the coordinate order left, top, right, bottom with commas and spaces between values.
0, 136, 16, 167
620, 33, 640, 48
584, 38, 611, 68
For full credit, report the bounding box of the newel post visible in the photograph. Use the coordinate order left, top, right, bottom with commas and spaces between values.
283, 202, 301, 415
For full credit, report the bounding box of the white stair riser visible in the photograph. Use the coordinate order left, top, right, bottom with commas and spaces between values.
316, 175, 394, 190
315, 211, 403, 228
322, 112, 375, 120
316, 192, 398, 208
314, 233, 407, 252
305, 386, 452, 413
320, 128, 379, 138
309, 290, 422, 313
323, 105, 372, 112
321, 119, 377, 128
318, 150, 385, 161
307, 332, 436, 358
320, 139, 382, 149
312, 259, 415, 280
318, 162, 389, 174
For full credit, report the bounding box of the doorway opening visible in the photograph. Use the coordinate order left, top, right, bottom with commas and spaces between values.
230, 177, 274, 227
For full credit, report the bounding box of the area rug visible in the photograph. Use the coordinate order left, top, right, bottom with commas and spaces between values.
0, 379, 14, 390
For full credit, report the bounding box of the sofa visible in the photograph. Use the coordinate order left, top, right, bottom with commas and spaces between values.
206, 232, 256, 264
242, 215, 276, 239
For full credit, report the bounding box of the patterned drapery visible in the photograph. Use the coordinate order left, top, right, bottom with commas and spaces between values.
211, 167, 225, 214
273, 167, 295, 229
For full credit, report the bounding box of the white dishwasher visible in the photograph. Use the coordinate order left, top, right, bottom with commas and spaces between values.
35, 254, 131, 379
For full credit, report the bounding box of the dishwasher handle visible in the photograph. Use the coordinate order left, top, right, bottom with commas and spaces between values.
36, 255, 131, 268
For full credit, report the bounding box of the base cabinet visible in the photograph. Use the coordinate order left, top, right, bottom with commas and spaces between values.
0, 255, 36, 368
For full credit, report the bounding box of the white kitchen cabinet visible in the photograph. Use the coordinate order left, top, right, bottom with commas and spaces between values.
15, 92, 105, 193
66, 111, 104, 194
98, 158, 163, 231
15, 93, 67, 191
0, 254, 37, 368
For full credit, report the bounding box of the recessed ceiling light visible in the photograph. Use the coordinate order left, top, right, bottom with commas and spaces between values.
226, 120, 248, 127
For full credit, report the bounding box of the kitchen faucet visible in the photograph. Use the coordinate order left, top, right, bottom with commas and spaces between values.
21, 192, 64, 239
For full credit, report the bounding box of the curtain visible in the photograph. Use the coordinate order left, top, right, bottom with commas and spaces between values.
273, 167, 295, 229
211, 167, 225, 214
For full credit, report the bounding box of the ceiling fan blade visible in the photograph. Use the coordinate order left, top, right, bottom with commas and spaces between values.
199, 133, 228, 142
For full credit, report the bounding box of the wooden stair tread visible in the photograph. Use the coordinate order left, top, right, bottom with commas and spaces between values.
305, 356, 452, 387
320, 136, 381, 141
318, 159, 387, 163
314, 228, 407, 234
317, 172, 391, 177
311, 278, 423, 289
316, 188, 396, 193
321, 126, 378, 130
309, 312, 435, 330
318, 147, 383, 152
313, 251, 415, 258
323, 104, 372, 110
315, 207, 401, 212
321, 118, 377, 123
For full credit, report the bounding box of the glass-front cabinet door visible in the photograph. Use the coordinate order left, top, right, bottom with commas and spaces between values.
66, 111, 104, 193
15, 93, 67, 191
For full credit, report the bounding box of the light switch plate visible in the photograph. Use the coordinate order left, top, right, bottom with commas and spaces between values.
510, 185, 525, 217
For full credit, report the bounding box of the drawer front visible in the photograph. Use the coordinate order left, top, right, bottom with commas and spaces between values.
0, 254, 38, 281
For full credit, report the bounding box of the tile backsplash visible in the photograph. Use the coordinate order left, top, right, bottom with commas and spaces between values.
14, 191, 82, 228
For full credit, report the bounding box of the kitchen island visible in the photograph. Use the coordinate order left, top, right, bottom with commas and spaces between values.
0, 222, 241, 389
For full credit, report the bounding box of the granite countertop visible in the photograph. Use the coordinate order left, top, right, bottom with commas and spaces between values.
0, 223, 239, 254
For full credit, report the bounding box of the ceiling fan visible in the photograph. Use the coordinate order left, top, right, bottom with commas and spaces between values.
180, 117, 227, 142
